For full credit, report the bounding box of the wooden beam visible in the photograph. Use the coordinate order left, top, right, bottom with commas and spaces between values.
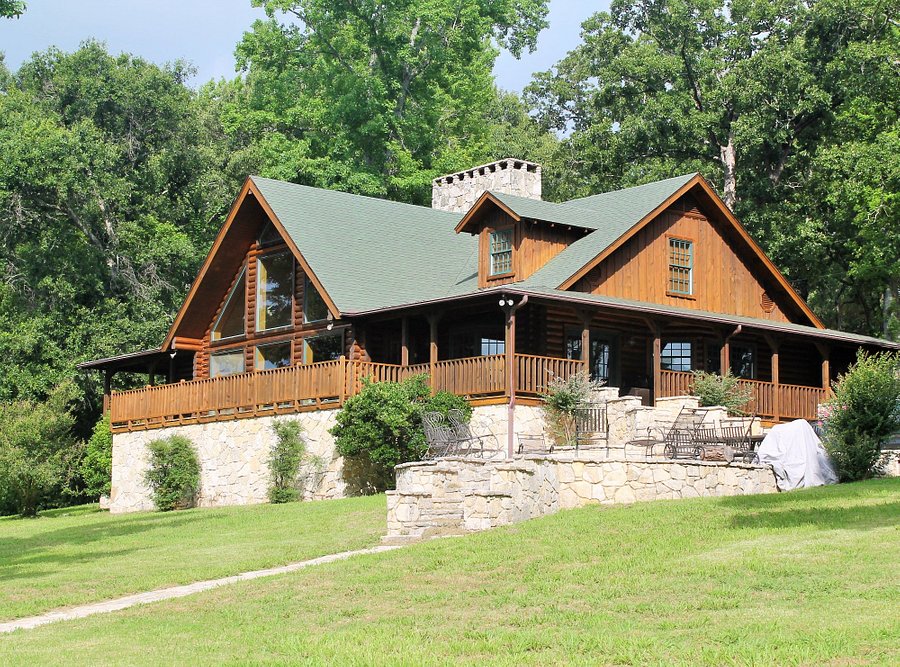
102, 370, 114, 415
765, 334, 780, 422
814, 342, 831, 393
428, 314, 440, 396
401, 317, 409, 367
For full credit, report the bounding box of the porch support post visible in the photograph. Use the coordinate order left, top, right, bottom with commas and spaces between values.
764, 334, 780, 422
400, 317, 409, 367
148, 360, 158, 387
721, 325, 742, 375
168, 351, 176, 384
645, 320, 662, 405
102, 369, 114, 415
814, 342, 831, 395
576, 309, 591, 371
504, 295, 529, 458
427, 314, 440, 396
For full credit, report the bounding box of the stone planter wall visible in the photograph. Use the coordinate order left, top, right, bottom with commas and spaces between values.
386, 456, 777, 540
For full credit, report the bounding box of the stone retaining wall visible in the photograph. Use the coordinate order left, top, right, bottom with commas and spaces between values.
110, 410, 344, 514
386, 456, 777, 540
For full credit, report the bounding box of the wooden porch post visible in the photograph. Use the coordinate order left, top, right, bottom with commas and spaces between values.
428, 314, 439, 396
815, 342, 831, 395
577, 309, 591, 370
148, 360, 158, 387
720, 340, 730, 376
102, 369, 113, 415
505, 296, 529, 458
646, 320, 662, 405
765, 334, 781, 422
400, 317, 409, 366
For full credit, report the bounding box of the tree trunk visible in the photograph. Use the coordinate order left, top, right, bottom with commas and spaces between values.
719, 134, 737, 211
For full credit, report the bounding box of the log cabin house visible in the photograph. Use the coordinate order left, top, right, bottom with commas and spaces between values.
82, 158, 899, 442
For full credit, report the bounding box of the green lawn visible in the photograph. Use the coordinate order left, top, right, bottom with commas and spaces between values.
0, 495, 386, 621
1, 479, 897, 666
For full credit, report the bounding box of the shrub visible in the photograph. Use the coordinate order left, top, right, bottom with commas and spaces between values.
80, 413, 113, 499
268, 419, 307, 503
330, 374, 469, 491
691, 370, 752, 415
822, 351, 900, 481
541, 371, 602, 446
0, 382, 78, 517
145, 435, 200, 511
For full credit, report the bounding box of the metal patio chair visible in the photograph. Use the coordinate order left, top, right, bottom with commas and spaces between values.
422, 411, 456, 459
574, 403, 609, 454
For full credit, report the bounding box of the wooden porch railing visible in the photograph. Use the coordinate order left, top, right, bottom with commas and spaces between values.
110, 353, 589, 433
658, 369, 826, 422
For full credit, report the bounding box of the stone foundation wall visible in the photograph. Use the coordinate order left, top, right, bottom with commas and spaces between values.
110, 410, 344, 514
386, 456, 777, 540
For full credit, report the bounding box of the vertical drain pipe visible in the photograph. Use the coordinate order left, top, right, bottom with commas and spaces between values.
503, 295, 528, 458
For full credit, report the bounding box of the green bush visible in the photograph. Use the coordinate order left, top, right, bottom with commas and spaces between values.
80, 413, 113, 499
144, 435, 201, 511
822, 351, 900, 481
691, 371, 752, 415
541, 371, 602, 446
268, 419, 307, 503
0, 382, 78, 517
330, 374, 470, 491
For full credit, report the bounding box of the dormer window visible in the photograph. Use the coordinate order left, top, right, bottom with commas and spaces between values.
668, 237, 693, 296
489, 229, 513, 276
211, 268, 246, 341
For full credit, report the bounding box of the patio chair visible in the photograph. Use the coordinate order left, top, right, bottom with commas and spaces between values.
422, 411, 456, 458
643, 406, 708, 460
719, 417, 758, 463
574, 403, 609, 454
447, 409, 498, 457
517, 433, 554, 455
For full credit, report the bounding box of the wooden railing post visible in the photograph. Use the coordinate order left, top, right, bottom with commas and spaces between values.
339, 356, 347, 404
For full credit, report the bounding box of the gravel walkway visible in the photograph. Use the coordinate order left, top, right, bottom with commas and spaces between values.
0, 544, 401, 634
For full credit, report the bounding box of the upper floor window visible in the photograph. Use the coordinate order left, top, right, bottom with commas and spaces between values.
303, 276, 329, 323
212, 268, 246, 341
489, 229, 513, 276
257, 221, 282, 248
668, 237, 693, 296
257, 251, 294, 331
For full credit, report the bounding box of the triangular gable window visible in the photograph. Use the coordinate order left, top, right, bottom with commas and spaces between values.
258, 221, 283, 248
212, 268, 246, 341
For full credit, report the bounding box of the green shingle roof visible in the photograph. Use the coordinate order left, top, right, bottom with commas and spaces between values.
522, 174, 696, 289
251, 177, 478, 314
252, 172, 695, 314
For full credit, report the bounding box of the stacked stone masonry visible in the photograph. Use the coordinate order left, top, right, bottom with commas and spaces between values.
386, 456, 778, 540
431, 158, 542, 213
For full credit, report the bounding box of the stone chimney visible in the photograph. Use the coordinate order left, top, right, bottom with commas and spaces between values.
432, 158, 541, 213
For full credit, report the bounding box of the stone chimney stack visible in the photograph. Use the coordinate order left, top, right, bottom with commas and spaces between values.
432, 158, 541, 213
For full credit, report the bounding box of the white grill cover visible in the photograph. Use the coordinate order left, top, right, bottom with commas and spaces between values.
756, 419, 838, 491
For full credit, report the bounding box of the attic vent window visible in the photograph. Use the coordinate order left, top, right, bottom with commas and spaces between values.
668, 237, 693, 296
489, 229, 513, 276
761, 291, 775, 313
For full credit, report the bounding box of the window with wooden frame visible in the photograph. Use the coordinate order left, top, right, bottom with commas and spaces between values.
256, 251, 294, 332
211, 268, 246, 342
303, 275, 329, 323
255, 340, 292, 371
667, 237, 693, 296
488, 228, 513, 276
210, 349, 245, 377
730, 343, 756, 380
302, 331, 344, 363
661, 340, 693, 372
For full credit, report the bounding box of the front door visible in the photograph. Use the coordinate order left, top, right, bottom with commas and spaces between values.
566, 329, 619, 386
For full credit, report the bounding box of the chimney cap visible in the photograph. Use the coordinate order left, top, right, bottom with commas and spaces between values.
433, 158, 541, 185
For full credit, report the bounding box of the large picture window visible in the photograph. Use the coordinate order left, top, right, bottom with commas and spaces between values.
210, 350, 244, 377
303, 276, 329, 323
661, 340, 692, 372
257, 251, 293, 331
212, 269, 246, 341
303, 332, 344, 363
489, 229, 513, 276
668, 238, 693, 296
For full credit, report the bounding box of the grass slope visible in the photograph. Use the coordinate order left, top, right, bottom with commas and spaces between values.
0, 495, 385, 621
2, 479, 898, 665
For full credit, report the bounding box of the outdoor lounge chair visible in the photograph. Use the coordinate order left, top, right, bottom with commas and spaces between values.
517, 433, 553, 455
447, 409, 494, 457
422, 411, 456, 458
637, 406, 709, 459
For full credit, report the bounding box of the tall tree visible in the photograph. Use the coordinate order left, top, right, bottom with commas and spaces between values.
526, 0, 899, 337
216, 0, 549, 203
0, 42, 234, 422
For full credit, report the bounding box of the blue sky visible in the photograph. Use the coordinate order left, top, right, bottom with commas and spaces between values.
0, 1, 607, 92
